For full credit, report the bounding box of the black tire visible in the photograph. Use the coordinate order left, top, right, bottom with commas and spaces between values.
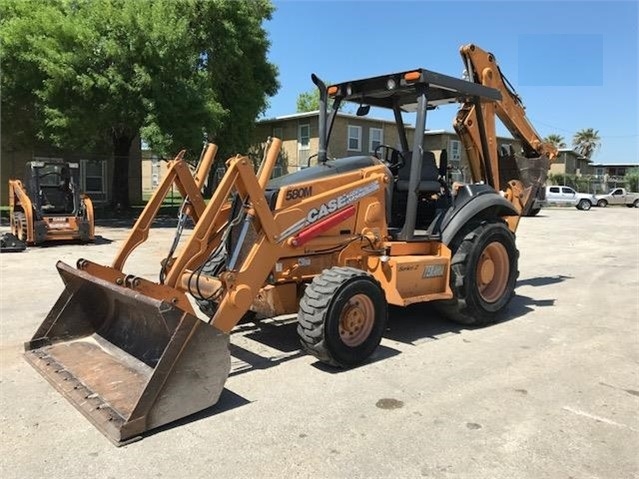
436, 219, 519, 326
12, 212, 27, 242
634, 199, 639, 208
577, 199, 592, 211
525, 207, 541, 217
297, 267, 387, 367
597, 199, 608, 208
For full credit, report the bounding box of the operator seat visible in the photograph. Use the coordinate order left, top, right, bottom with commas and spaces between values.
396, 150, 442, 193
388, 150, 449, 231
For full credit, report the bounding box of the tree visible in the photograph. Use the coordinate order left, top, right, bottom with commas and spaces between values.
625, 168, 639, 192
0, 0, 279, 208
544, 134, 566, 149
296, 82, 344, 113
572, 128, 601, 159
247, 140, 289, 178
296, 88, 321, 112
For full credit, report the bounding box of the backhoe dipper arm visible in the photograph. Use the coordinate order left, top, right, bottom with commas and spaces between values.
454, 44, 557, 219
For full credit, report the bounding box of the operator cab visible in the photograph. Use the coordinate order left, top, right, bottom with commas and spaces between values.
314, 69, 501, 240
24, 160, 80, 216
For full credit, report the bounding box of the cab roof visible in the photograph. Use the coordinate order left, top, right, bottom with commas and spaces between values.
327, 68, 502, 111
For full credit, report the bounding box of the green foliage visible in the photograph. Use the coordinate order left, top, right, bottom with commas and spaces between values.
547, 173, 591, 192
572, 128, 601, 159
246, 140, 289, 177
296, 83, 344, 113
296, 89, 321, 112
625, 168, 639, 192
0, 0, 279, 206
544, 134, 566, 149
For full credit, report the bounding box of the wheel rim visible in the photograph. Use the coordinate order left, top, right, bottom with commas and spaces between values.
476, 241, 509, 303
339, 293, 375, 347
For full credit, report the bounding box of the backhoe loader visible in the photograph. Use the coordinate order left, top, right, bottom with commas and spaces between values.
24, 44, 555, 444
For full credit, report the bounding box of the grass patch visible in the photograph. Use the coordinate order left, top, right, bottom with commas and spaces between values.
142, 190, 184, 206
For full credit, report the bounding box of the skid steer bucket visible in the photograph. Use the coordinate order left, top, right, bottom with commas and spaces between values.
24, 261, 230, 445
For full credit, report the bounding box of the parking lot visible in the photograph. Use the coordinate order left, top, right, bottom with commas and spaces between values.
1, 207, 638, 479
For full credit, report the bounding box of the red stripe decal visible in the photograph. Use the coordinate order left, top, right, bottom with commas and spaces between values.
292, 205, 356, 247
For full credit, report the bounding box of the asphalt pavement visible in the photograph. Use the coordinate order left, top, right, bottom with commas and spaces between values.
1, 207, 637, 479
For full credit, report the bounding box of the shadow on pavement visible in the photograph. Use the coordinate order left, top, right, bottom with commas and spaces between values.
95, 216, 186, 229
141, 388, 251, 442
138, 273, 567, 442
516, 275, 573, 288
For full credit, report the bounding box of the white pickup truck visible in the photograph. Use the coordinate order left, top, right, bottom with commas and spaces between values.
542, 185, 597, 211
594, 188, 639, 208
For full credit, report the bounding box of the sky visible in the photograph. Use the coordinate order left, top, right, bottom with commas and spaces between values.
262, 0, 638, 165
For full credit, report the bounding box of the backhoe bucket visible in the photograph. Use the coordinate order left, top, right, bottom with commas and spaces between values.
24, 261, 231, 445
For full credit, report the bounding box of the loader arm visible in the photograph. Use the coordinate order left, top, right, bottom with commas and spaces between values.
112, 144, 217, 272
165, 141, 386, 333
454, 43, 558, 224
8, 179, 35, 242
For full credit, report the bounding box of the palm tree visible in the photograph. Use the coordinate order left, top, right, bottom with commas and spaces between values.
544, 134, 566, 149
572, 128, 601, 159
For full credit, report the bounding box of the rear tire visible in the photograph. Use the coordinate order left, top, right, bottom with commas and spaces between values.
526, 207, 541, 217
297, 267, 387, 367
577, 199, 592, 211
436, 219, 519, 326
597, 199, 608, 208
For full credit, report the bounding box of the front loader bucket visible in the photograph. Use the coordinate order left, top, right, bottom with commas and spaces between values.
24, 261, 231, 445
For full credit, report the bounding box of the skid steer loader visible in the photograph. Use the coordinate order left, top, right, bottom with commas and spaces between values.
7, 159, 94, 246
24, 44, 555, 445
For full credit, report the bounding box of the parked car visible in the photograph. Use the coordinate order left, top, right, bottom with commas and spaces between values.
594, 188, 639, 208
543, 186, 596, 211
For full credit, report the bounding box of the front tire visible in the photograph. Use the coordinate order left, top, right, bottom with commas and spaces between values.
597, 199, 608, 208
526, 207, 541, 217
297, 267, 387, 367
577, 199, 592, 211
436, 219, 519, 326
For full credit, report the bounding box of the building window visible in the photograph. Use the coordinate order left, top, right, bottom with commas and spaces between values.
273, 127, 283, 140
80, 159, 107, 202
151, 156, 160, 189
348, 125, 362, 151
369, 128, 383, 153
298, 124, 310, 150
297, 124, 310, 169
449, 139, 461, 161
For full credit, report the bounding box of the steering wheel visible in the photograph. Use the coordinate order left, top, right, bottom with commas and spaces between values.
373, 144, 405, 174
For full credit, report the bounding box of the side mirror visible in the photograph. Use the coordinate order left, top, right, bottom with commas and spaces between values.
356, 104, 370, 116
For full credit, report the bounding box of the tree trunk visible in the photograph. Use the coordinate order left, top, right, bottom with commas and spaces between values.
111, 133, 133, 209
